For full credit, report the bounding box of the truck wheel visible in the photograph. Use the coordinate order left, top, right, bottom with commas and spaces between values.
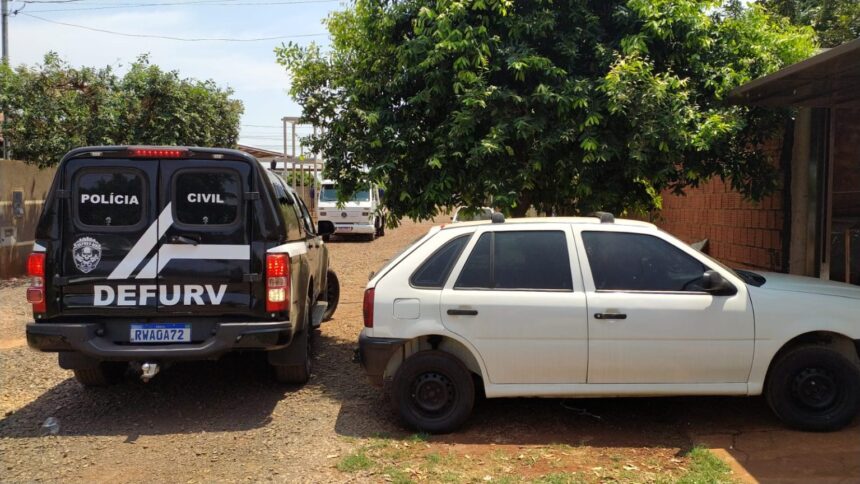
272, 302, 312, 384
322, 270, 340, 321
322, 234, 331, 242
73, 363, 126, 387
765, 345, 860, 431
391, 350, 475, 434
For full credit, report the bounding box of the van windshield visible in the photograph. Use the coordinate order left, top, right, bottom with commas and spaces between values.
320, 184, 370, 202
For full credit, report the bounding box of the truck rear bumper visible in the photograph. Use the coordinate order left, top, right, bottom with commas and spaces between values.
26, 320, 292, 361
333, 223, 375, 234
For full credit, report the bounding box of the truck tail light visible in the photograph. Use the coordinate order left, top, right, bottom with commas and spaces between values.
266, 254, 290, 313
27, 253, 46, 314
362, 288, 375, 328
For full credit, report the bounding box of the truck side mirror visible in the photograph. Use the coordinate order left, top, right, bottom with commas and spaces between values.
317, 220, 335, 236
702, 270, 737, 296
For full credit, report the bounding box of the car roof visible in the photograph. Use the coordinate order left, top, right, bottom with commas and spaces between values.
442, 216, 655, 229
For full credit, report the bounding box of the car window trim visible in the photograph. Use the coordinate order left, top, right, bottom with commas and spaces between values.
72, 166, 149, 232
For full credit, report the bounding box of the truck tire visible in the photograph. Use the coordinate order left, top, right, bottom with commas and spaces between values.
765, 344, 860, 431
322, 270, 339, 321
73, 363, 126, 387
391, 350, 475, 434
272, 300, 312, 384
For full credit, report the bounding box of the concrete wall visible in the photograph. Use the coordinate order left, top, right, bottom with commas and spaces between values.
0, 160, 58, 279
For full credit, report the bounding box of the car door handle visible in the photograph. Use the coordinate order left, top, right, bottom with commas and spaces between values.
447, 309, 478, 316
594, 313, 627, 320
169, 235, 198, 245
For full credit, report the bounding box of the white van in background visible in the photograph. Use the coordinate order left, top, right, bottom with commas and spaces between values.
316, 180, 385, 240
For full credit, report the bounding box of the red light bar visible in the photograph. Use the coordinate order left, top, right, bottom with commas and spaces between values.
127, 148, 189, 159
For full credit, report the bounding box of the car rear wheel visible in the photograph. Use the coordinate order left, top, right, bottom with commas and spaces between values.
272, 300, 312, 384
766, 345, 860, 431
391, 351, 474, 434
73, 362, 126, 387
322, 270, 339, 321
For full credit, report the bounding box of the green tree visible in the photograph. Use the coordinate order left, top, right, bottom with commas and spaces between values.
0, 53, 243, 167
277, 0, 815, 220
759, 0, 859, 47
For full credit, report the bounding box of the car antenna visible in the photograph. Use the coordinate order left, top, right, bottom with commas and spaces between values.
589, 212, 615, 223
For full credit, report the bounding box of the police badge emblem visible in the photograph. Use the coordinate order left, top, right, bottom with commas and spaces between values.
73, 237, 102, 273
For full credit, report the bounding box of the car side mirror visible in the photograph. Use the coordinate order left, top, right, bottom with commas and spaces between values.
317, 220, 335, 236
701, 270, 737, 296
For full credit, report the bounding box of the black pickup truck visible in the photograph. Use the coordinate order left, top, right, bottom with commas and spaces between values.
25, 146, 340, 385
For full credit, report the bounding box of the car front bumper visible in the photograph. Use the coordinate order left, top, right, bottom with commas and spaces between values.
26, 320, 293, 362
357, 330, 406, 387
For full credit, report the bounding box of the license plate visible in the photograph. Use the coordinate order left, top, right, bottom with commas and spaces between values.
337, 226, 353, 231
130, 323, 190, 343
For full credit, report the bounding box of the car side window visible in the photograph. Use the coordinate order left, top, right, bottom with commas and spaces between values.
293, 193, 316, 235
410, 235, 471, 288
454, 231, 573, 291
269, 174, 302, 241
581, 231, 709, 292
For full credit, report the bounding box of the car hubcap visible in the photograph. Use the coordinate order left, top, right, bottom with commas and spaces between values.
792, 367, 838, 410
411, 372, 455, 415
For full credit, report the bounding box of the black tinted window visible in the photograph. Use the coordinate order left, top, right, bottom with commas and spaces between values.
455, 233, 492, 288
174, 171, 240, 225
495, 231, 572, 290
582, 232, 708, 291
411, 235, 470, 288
77, 171, 144, 227
455, 231, 572, 290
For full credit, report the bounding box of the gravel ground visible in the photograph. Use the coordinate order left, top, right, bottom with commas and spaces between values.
1, 219, 858, 483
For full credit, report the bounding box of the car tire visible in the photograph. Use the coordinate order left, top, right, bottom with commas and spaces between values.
73, 363, 126, 387
322, 270, 339, 321
273, 301, 312, 384
376, 216, 385, 237
765, 344, 860, 432
322, 234, 331, 242
391, 350, 475, 434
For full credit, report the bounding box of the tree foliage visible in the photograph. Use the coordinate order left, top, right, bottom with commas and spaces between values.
0, 53, 243, 167
759, 0, 859, 47
277, 0, 815, 219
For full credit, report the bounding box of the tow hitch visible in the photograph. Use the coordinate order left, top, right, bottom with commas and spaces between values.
140, 362, 160, 382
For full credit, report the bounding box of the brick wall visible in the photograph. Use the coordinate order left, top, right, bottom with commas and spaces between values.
656, 177, 785, 272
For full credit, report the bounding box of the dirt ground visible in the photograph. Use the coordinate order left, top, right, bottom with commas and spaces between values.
1, 219, 858, 483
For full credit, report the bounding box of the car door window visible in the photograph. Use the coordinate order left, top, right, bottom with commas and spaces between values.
410, 235, 471, 288
581, 231, 708, 292
293, 192, 316, 235
455, 231, 573, 290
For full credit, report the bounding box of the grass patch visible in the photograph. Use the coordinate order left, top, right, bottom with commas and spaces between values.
336, 451, 373, 472
676, 447, 735, 484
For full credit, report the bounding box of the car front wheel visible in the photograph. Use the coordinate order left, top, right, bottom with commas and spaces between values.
391, 350, 475, 434
766, 344, 860, 431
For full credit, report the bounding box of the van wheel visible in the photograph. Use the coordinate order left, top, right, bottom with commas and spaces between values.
73, 363, 126, 387
322, 234, 331, 242
766, 345, 860, 431
376, 216, 385, 237
391, 351, 474, 434
322, 270, 339, 321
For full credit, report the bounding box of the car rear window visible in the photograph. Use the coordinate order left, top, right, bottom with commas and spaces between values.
174, 170, 241, 226
76, 170, 144, 227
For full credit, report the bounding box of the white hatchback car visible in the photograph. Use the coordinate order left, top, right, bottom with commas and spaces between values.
357, 214, 860, 433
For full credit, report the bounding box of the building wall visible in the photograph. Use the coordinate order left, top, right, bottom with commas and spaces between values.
0, 160, 58, 279
656, 170, 786, 272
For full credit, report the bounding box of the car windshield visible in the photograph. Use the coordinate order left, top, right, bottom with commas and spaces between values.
319, 184, 370, 202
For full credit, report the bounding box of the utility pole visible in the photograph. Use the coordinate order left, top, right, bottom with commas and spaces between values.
1, 0, 8, 159
1, 0, 8, 63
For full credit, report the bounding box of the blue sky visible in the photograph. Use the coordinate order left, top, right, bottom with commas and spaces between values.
8, 0, 340, 151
